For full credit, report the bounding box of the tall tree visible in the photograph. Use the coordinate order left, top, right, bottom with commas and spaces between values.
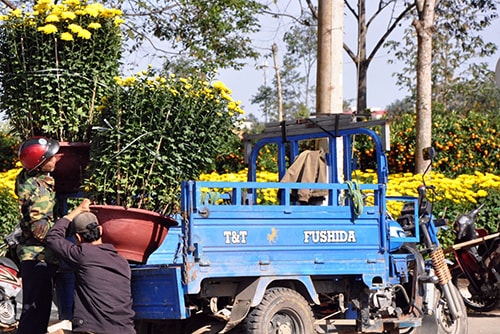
413, 0, 437, 173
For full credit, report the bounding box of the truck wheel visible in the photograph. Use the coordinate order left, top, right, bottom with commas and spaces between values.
414, 283, 468, 334
243, 287, 316, 334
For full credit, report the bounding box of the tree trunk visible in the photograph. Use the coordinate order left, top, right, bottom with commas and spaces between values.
356, 0, 368, 116
413, 0, 437, 174
357, 60, 368, 116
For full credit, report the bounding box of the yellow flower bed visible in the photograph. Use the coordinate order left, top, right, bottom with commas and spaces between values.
199, 170, 498, 216
0, 166, 498, 213
199, 169, 279, 204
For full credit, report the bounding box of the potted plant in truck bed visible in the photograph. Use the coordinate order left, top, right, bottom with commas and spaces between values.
0, 0, 123, 193
85, 67, 245, 263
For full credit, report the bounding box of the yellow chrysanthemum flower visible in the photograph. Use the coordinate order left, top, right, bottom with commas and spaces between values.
77, 28, 91, 39
60, 31, 73, 41
123, 76, 137, 86
60, 11, 76, 20
100, 8, 122, 19
88, 22, 101, 29
10, 8, 23, 18
220, 90, 233, 101
45, 14, 59, 22
84, 3, 104, 17
63, 0, 80, 5
212, 80, 232, 94
51, 4, 66, 15
37, 23, 58, 34
113, 76, 123, 85
476, 189, 488, 197
113, 17, 124, 26
67, 23, 82, 33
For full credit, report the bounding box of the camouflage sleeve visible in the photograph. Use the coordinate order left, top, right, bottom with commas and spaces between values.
16, 173, 56, 235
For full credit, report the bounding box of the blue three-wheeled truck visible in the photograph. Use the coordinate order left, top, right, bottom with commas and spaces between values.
131, 115, 468, 333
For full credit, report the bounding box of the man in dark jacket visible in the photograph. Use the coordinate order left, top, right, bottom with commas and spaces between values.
45, 199, 135, 334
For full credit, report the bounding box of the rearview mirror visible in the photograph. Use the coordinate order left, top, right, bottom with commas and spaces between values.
422, 147, 435, 161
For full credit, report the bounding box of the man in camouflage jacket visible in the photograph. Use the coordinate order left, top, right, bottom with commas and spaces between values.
15, 137, 60, 334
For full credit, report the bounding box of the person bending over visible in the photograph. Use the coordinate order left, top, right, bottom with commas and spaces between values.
45, 199, 136, 334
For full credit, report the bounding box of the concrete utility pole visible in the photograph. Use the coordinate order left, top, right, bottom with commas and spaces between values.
316, 0, 344, 115
316, 0, 345, 184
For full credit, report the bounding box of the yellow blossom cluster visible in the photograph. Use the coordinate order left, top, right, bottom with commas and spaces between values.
0, 0, 123, 41
1, 163, 498, 215
0, 163, 21, 199
112, 70, 245, 116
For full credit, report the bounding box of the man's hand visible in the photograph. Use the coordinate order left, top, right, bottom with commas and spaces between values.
65, 198, 91, 222
32, 219, 49, 241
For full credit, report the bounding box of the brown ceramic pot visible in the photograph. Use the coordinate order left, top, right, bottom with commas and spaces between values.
90, 205, 178, 263
53, 142, 91, 194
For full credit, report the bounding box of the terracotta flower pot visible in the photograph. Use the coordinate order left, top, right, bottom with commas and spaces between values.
53, 142, 91, 194
90, 205, 178, 263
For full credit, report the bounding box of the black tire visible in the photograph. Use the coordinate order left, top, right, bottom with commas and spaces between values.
413, 283, 468, 334
452, 270, 497, 312
243, 287, 316, 334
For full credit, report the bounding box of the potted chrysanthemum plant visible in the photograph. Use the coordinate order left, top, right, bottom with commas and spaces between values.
0, 0, 124, 192
84, 67, 245, 263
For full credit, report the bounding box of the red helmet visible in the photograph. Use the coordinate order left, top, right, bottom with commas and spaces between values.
18, 137, 60, 172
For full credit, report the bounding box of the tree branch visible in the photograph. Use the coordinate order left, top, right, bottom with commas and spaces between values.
344, 0, 358, 21
367, 4, 415, 64
0, 0, 16, 10
305, 0, 318, 20
261, 9, 309, 26
344, 42, 357, 63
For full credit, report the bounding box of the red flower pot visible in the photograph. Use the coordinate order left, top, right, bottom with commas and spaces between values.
53, 142, 91, 193
90, 205, 178, 263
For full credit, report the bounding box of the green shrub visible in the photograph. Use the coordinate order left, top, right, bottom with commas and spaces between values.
356, 111, 500, 177
0, 131, 19, 172
0, 187, 19, 238
472, 186, 500, 234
